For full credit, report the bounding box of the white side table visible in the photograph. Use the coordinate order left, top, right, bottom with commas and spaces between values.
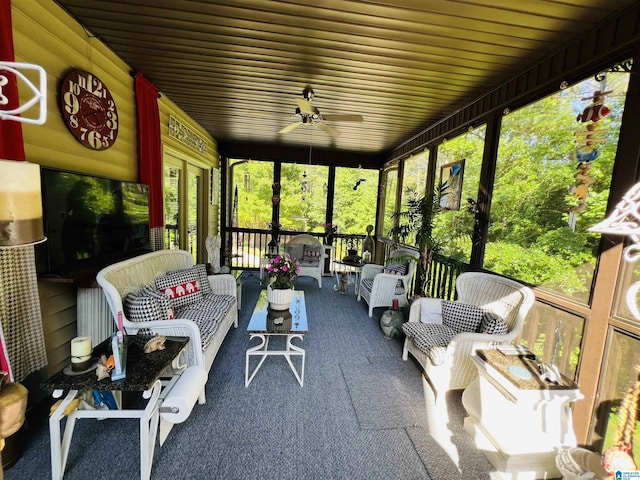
461, 350, 583, 480
43, 337, 189, 480
332, 260, 363, 295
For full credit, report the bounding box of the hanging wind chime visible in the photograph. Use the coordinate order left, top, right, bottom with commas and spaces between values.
567, 85, 612, 231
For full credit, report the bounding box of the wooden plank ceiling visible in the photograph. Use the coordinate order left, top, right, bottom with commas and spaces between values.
56, 0, 635, 157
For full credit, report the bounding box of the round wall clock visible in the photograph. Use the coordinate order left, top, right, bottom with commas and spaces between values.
59, 69, 119, 150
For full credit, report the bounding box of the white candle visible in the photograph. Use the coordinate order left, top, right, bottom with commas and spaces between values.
71, 336, 92, 361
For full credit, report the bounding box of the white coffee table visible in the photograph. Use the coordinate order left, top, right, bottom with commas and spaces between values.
245, 290, 308, 387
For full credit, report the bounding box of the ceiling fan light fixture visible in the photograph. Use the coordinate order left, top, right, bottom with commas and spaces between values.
279, 86, 362, 138
302, 86, 314, 101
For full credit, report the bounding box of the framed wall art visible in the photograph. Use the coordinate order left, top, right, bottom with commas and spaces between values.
439, 159, 465, 211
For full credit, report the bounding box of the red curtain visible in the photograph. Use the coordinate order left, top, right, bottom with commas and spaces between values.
0, 0, 25, 378
0, 0, 25, 161
135, 72, 163, 228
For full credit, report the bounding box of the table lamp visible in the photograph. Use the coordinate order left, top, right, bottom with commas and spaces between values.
0, 159, 46, 247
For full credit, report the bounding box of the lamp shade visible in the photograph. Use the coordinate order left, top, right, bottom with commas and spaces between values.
0, 159, 45, 247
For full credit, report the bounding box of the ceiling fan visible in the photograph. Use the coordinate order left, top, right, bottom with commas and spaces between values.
278, 86, 363, 138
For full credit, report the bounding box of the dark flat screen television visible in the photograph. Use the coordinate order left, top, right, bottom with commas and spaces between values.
37, 168, 151, 277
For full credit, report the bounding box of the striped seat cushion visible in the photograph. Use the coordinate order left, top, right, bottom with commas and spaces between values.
384, 261, 408, 276
361, 279, 405, 295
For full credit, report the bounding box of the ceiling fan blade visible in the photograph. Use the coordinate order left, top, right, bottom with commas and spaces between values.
321, 114, 364, 122
296, 98, 317, 115
316, 121, 340, 138
279, 122, 301, 134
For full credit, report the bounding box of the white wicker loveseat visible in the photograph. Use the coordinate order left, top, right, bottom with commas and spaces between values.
402, 271, 535, 400
96, 249, 238, 404
284, 233, 327, 288
357, 248, 420, 317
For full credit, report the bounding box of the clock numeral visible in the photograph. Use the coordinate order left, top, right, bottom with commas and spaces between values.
76, 74, 105, 98
63, 92, 79, 114
77, 75, 87, 91
106, 110, 118, 130
68, 114, 79, 129
86, 130, 103, 149
102, 137, 111, 148
67, 80, 80, 96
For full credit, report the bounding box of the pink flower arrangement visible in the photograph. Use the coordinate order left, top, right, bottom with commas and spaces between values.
266, 253, 299, 289
324, 223, 338, 234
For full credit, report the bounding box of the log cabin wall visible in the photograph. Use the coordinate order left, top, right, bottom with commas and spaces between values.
10, 0, 219, 376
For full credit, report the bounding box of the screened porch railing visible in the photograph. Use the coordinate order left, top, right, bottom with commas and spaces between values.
225, 228, 365, 270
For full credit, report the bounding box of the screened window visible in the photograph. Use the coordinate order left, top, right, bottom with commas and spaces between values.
231, 159, 273, 229
595, 329, 640, 459
433, 126, 486, 261
280, 164, 328, 232
393, 150, 431, 245
333, 167, 379, 235
486, 73, 629, 303
381, 168, 398, 237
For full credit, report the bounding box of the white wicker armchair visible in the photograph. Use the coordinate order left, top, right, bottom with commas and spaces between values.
402, 271, 535, 400
357, 248, 420, 317
284, 234, 327, 288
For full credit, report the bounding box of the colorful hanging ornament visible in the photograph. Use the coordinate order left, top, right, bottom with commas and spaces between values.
576, 90, 612, 123
567, 87, 612, 231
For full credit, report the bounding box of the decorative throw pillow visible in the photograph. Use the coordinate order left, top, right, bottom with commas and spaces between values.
285, 244, 304, 261
441, 300, 485, 333
141, 285, 175, 320
191, 264, 212, 296
384, 262, 408, 276
479, 311, 508, 335
155, 267, 203, 309
303, 244, 321, 258
124, 285, 174, 323
418, 297, 443, 324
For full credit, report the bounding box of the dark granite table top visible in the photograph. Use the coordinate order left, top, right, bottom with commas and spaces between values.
41, 336, 189, 393
336, 258, 363, 268
476, 349, 579, 391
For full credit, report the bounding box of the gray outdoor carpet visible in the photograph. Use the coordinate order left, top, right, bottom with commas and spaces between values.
6, 272, 495, 480
341, 357, 427, 430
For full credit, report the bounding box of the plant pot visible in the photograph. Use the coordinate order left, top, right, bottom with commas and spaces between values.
267, 285, 294, 310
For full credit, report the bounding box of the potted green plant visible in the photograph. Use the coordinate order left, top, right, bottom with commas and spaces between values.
389, 188, 442, 296
345, 235, 359, 257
